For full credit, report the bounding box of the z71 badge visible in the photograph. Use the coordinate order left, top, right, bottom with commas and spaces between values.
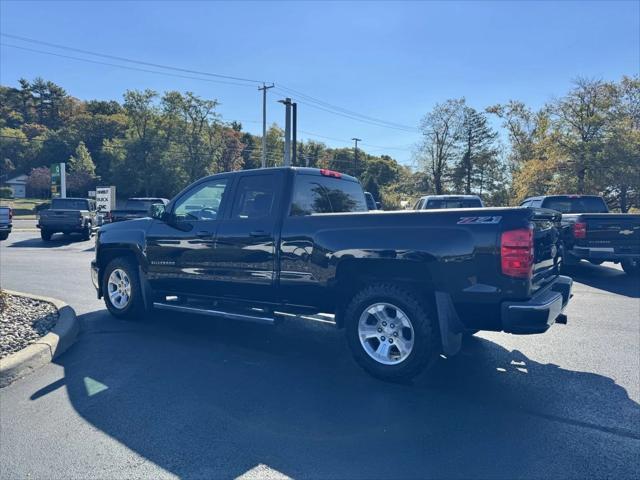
457, 216, 502, 225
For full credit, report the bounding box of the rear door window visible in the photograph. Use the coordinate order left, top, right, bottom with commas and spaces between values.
291, 175, 367, 215
231, 174, 278, 219
541, 196, 608, 213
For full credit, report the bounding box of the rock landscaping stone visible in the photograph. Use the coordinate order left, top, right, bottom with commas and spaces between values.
0, 292, 58, 359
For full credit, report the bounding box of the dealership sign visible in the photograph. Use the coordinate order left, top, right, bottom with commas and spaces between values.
96, 186, 116, 212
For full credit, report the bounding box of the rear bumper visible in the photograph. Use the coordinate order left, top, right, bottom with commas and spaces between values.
37, 223, 85, 232
570, 246, 640, 262
501, 275, 573, 334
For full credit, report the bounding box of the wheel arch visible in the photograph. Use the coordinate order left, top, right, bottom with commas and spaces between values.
333, 258, 437, 328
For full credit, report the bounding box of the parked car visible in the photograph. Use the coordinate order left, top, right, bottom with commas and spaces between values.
364, 191, 381, 211
0, 206, 12, 241
414, 195, 484, 210
521, 195, 640, 275
91, 167, 572, 381
107, 197, 169, 223
37, 197, 97, 241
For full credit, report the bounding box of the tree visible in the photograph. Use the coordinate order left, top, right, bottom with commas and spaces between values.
550, 78, 615, 193
217, 129, 245, 173
452, 106, 498, 194
26, 166, 51, 198
68, 141, 96, 176
416, 99, 464, 194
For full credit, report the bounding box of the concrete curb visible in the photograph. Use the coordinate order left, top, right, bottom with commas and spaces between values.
0, 290, 79, 388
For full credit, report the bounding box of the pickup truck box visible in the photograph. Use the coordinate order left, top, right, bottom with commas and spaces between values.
521, 195, 640, 275
37, 197, 97, 241
0, 206, 12, 241
107, 197, 169, 223
91, 167, 572, 380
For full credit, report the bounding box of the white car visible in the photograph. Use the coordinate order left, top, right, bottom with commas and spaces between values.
414, 195, 484, 210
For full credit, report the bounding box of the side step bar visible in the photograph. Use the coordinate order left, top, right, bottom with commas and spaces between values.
153, 302, 276, 325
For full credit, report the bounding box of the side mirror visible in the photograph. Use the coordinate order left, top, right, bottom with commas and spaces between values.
150, 203, 166, 220
376, 202, 382, 210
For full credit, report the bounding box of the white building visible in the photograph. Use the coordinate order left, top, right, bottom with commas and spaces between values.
3, 174, 28, 198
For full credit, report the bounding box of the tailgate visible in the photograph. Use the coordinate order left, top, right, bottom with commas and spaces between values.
40, 210, 82, 226
530, 208, 562, 288
581, 214, 640, 251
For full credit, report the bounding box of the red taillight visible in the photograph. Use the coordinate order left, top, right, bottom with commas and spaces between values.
320, 169, 342, 178
573, 222, 587, 239
501, 227, 534, 279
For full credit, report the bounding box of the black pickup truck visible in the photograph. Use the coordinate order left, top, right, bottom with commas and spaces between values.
91, 167, 572, 380
521, 195, 640, 275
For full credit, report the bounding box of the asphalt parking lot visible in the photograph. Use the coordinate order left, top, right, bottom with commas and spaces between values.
1, 230, 639, 479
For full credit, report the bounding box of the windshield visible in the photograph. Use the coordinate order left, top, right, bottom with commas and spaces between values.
51, 199, 89, 210
425, 198, 482, 209
541, 196, 608, 213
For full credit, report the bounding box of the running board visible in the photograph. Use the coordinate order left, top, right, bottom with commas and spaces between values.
153, 302, 276, 325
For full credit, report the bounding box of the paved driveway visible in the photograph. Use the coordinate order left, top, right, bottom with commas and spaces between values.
1, 231, 639, 479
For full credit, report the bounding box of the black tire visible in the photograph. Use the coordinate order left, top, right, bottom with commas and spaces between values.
82, 222, 92, 241
621, 259, 640, 276
345, 283, 439, 382
0, 232, 8, 241
102, 257, 145, 319
40, 230, 52, 241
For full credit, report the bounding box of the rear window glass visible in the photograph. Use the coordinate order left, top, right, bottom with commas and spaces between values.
291, 175, 367, 215
425, 199, 482, 209
541, 197, 608, 213
51, 199, 90, 210
124, 199, 157, 211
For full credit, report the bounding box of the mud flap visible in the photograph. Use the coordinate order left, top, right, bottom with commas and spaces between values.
434, 291, 464, 356
138, 266, 155, 313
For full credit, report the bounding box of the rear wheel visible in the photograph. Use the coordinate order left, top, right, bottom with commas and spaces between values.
40, 230, 52, 241
345, 283, 438, 381
82, 221, 92, 241
621, 259, 640, 276
0, 232, 8, 241
102, 257, 145, 319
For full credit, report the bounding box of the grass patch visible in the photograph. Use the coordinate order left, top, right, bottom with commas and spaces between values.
0, 198, 49, 217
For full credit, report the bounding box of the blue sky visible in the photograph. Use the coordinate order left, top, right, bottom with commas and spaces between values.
1, 0, 638, 165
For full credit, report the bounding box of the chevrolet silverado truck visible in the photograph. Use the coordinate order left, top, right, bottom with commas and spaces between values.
91, 167, 572, 380
107, 197, 169, 223
37, 197, 97, 241
0, 206, 12, 241
521, 195, 640, 276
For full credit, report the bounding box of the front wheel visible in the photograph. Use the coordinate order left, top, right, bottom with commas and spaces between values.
345, 283, 439, 381
40, 230, 52, 241
621, 259, 640, 276
102, 257, 145, 319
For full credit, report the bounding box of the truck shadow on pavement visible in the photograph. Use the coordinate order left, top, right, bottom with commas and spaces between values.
566, 262, 640, 298
7, 235, 91, 248
30, 310, 640, 479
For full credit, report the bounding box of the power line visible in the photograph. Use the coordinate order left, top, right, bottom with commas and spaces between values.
1, 33, 267, 85
2, 33, 419, 136
0, 43, 258, 89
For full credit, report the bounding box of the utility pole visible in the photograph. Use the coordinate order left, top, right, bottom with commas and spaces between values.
278, 98, 293, 166
352, 137, 362, 175
292, 102, 297, 166
258, 83, 274, 168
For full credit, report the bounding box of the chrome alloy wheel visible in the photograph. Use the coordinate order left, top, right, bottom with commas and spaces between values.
107, 268, 132, 309
358, 302, 414, 365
